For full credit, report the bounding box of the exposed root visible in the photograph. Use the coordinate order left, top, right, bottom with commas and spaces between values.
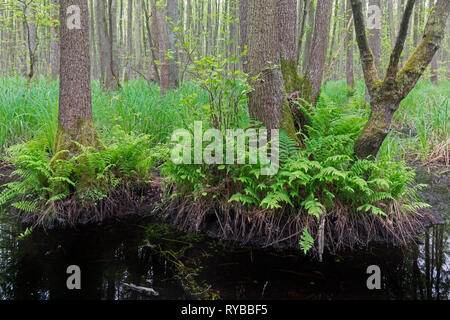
9, 179, 163, 229
161, 195, 437, 259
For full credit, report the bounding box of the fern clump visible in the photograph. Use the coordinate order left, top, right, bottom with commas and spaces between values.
0, 126, 168, 224
162, 92, 429, 254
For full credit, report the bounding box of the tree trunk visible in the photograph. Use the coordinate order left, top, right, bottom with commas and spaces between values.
152, 0, 169, 94
387, 0, 395, 49
96, 0, 119, 91
133, 0, 143, 75
346, 0, 355, 88
56, 0, 100, 155
239, 0, 249, 73
125, 0, 133, 81
368, 0, 381, 72
247, 0, 284, 130
143, 0, 159, 84
305, 0, 333, 104
326, 0, 339, 77
24, 4, 38, 85
430, 53, 438, 84
351, 0, 450, 159
50, 0, 60, 79
296, 0, 307, 66
109, 0, 120, 86
167, 0, 179, 89
276, 0, 302, 141
302, 0, 315, 76
89, 0, 99, 80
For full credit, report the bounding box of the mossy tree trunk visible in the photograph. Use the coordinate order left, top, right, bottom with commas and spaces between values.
351, 0, 449, 159
56, 0, 100, 156
277, 0, 302, 141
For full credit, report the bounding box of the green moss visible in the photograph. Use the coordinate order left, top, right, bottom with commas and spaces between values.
54, 119, 103, 158
280, 99, 301, 144
281, 58, 313, 104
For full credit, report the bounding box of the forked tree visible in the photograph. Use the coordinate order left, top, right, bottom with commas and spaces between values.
55, 0, 100, 155
351, 0, 449, 159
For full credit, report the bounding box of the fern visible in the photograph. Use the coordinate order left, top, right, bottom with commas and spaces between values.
299, 227, 314, 254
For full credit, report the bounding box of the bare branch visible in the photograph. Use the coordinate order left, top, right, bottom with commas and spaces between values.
385, 0, 416, 79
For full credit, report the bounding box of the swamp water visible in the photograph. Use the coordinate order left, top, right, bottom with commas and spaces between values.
0, 168, 448, 300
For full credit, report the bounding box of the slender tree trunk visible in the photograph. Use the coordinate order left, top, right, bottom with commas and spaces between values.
302, 0, 315, 76
125, 0, 133, 81
56, 0, 100, 155
430, 53, 438, 83
97, 0, 114, 90
49, 0, 60, 79
239, 0, 248, 73
368, 0, 381, 72
326, 0, 339, 75
143, 0, 159, 84
305, 0, 334, 104
447, 17, 450, 80
152, 0, 169, 94
296, 0, 307, 66
24, 4, 38, 85
133, 0, 143, 75
387, 0, 395, 49
346, 0, 355, 88
206, 0, 212, 56
109, 0, 120, 86
167, 0, 179, 89
429, 0, 438, 84
412, 0, 420, 48
89, 0, 99, 80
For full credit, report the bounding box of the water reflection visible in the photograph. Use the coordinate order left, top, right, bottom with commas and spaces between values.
0, 216, 187, 300
0, 169, 448, 300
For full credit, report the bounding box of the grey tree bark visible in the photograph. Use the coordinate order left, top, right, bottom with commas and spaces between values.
49, 0, 60, 79
346, 0, 355, 88
247, 0, 284, 130
56, 0, 100, 154
305, 0, 334, 104
239, 0, 248, 73
167, 0, 179, 89
368, 0, 381, 72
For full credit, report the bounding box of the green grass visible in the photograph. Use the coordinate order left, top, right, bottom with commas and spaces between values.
1, 76, 448, 165
0, 77, 209, 154
381, 80, 449, 164
322, 79, 450, 165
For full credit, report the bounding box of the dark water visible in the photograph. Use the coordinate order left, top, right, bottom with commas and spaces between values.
0, 169, 448, 300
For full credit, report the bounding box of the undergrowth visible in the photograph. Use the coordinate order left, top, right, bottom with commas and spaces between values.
0, 126, 168, 225
162, 92, 430, 254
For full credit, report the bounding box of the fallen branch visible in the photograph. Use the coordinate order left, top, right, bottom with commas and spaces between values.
123, 283, 159, 297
